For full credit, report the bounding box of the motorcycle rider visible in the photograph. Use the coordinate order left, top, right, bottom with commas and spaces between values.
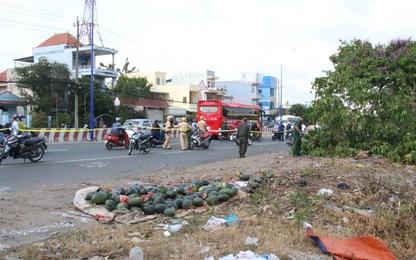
11, 114, 31, 145
111, 117, 124, 142
197, 115, 208, 139
151, 120, 165, 143
250, 121, 260, 139
221, 119, 229, 139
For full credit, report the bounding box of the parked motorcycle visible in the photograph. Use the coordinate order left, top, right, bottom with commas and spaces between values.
104, 128, 132, 150
128, 130, 153, 155
0, 133, 47, 164
190, 130, 211, 150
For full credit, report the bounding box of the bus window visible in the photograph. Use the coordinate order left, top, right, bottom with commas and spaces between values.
199, 106, 218, 113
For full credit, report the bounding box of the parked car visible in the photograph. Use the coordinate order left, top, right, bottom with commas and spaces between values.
122, 119, 154, 136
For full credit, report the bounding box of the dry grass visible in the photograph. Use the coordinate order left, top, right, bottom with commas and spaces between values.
3, 155, 416, 260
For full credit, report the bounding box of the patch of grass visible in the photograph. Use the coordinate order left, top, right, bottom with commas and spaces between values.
4, 157, 416, 259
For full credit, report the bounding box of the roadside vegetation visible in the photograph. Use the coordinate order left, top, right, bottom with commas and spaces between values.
4, 155, 415, 259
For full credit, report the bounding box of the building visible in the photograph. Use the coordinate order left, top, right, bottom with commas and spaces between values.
260, 76, 278, 125
14, 32, 118, 89
215, 72, 264, 105
129, 71, 223, 123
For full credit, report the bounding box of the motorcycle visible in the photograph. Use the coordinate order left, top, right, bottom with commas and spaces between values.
190, 130, 211, 150
250, 132, 262, 142
272, 131, 285, 141
151, 131, 166, 147
234, 132, 253, 146
218, 129, 232, 142
128, 130, 153, 155
30, 131, 48, 150
104, 128, 132, 150
0, 133, 47, 164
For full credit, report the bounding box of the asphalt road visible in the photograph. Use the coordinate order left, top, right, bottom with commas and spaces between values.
0, 137, 290, 192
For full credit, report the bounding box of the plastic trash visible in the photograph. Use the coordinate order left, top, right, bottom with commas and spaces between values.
205, 216, 227, 226
317, 188, 334, 196
245, 237, 259, 246
163, 224, 182, 233
224, 211, 241, 226
129, 246, 143, 260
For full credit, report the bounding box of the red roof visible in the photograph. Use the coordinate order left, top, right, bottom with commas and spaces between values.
120, 98, 170, 108
0, 70, 7, 81
37, 32, 83, 48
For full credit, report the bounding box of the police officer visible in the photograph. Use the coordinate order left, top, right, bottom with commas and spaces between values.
176, 117, 192, 150
237, 117, 250, 158
163, 116, 174, 150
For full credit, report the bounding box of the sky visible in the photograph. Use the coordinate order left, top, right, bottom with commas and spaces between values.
1, 0, 416, 105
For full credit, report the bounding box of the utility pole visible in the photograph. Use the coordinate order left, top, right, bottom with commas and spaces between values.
74, 17, 80, 128
279, 65, 283, 121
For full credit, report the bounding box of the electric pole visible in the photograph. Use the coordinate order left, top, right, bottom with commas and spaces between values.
74, 17, 80, 128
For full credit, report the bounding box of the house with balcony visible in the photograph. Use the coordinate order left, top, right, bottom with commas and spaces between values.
13, 32, 118, 89
199, 70, 225, 101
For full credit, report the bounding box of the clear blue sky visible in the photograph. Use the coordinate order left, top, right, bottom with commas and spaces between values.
1, 0, 415, 105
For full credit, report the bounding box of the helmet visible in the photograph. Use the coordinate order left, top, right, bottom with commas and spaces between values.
115, 117, 121, 121
18, 113, 26, 119
13, 114, 20, 120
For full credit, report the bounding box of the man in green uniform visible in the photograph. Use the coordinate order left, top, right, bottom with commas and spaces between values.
187, 117, 193, 149
292, 116, 305, 157
237, 117, 250, 158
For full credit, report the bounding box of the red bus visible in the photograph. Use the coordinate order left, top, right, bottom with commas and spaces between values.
197, 100, 263, 138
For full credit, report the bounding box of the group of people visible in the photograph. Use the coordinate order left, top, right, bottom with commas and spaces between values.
109, 114, 307, 159
162, 115, 207, 150
0, 114, 31, 145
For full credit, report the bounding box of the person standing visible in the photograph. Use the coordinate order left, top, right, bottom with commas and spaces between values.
197, 116, 207, 133
278, 121, 285, 141
292, 116, 305, 157
237, 117, 250, 158
99, 118, 104, 128
163, 116, 174, 150
176, 117, 192, 150
187, 117, 193, 149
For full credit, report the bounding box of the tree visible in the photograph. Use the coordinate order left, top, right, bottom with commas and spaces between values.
77, 76, 114, 125
117, 58, 136, 76
15, 60, 71, 113
288, 103, 309, 117
113, 75, 152, 101
305, 39, 416, 163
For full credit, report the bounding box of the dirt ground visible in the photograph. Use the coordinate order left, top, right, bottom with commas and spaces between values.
1, 149, 414, 259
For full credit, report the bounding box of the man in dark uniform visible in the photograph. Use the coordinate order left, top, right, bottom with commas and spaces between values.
237, 117, 250, 158
187, 117, 193, 149
292, 116, 305, 157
